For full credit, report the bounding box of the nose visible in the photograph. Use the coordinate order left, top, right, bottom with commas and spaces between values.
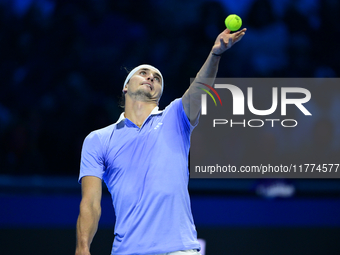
147, 74, 154, 82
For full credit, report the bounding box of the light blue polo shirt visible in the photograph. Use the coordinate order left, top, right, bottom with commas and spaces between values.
79, 98, 200, 255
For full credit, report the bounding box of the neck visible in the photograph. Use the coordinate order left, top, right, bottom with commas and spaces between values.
124, 97, 158, 127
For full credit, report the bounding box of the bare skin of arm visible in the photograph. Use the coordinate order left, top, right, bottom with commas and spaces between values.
75, 176, 102, 255
182, 28, 247, 122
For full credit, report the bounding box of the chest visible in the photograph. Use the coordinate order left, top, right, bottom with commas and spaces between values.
105, 116, 184, 174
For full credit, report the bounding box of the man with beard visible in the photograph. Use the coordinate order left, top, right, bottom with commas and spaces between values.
76, 28, 246, 255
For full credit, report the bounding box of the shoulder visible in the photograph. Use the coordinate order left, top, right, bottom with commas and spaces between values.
160, 98, 193, 127
162, 98, 183, 113
83, 123, 117, 146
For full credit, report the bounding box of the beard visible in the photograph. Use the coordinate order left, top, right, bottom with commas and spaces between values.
128, 88, 153, 102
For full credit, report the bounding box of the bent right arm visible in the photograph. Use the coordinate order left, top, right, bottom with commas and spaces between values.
75, 176, 102, 255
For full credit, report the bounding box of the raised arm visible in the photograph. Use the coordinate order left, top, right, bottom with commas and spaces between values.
182, 28, 246, 122
75, 176, 102, 255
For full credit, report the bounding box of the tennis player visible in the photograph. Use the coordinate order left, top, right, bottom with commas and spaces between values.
75, 28, 246, 255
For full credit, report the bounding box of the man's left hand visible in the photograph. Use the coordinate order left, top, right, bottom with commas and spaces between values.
211, 28, 247, 55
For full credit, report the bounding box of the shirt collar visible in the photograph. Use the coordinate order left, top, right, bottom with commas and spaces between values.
116, 106, 163, 124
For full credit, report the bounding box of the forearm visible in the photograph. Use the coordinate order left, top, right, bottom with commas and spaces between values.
189, 51, 221, 102
76, 202, 101, 254
182, 51, 221, 121
196, 51, 221, 81
182, 28, 246, 121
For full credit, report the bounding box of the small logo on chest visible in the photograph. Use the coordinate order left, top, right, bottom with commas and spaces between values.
154, 122, 163, 130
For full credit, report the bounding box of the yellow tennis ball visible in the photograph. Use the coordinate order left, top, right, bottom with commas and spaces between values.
225, 14, 242, 31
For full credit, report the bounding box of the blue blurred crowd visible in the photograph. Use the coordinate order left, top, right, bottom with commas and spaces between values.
0, 0, 339, 176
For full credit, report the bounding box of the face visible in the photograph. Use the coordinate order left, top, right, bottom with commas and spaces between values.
123, 68, 163, 103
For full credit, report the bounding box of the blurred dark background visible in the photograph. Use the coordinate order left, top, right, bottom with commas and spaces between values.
0, 0, 340, 254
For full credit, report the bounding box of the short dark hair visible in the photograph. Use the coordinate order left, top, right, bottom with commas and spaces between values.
119, 66, 131, 109
119, 92, 125, 109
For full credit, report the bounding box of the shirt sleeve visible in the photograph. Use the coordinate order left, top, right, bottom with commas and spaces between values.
78, 131, 105, 183
176, 98, 199, 133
